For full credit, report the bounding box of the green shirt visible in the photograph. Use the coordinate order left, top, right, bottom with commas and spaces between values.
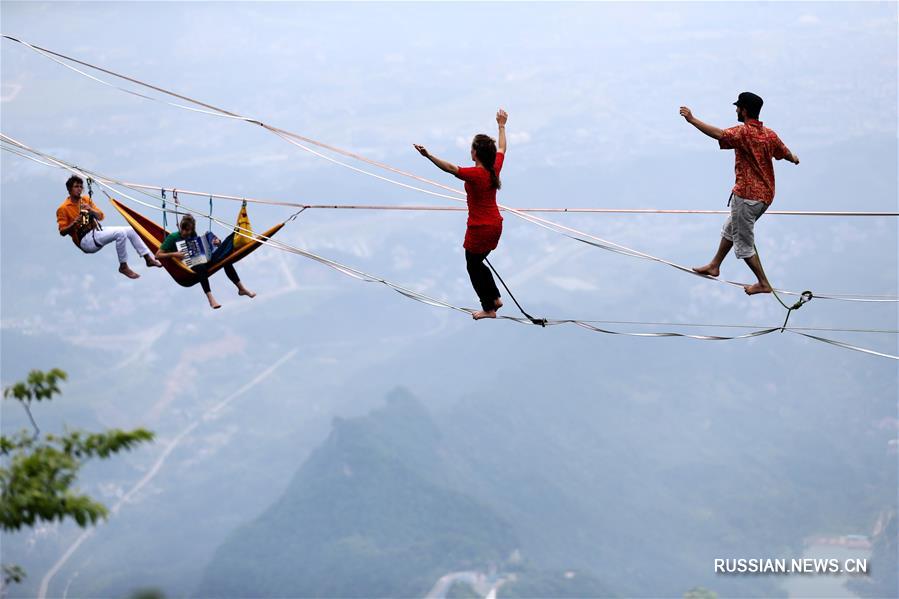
159, 231, 184, 253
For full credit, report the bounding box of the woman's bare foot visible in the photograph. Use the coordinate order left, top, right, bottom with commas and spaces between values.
207, 292, 222, 309
472, 310, 497, 320
494, 298, 503, 310
238, 286, 256, 299
692, 263, 720, 277
744, 282, 772, 295
144, 254, 163, 268
118, 264, 140, 279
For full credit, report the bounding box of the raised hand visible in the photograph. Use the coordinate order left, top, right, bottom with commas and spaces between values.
413, 144, 429, 157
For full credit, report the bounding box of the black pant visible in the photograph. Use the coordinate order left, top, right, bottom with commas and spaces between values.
197, 264, 240, 294
465, 250, 501, 311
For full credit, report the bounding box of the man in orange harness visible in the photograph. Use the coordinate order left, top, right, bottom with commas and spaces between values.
680, 92, 800, 295
56, 175, 161, 278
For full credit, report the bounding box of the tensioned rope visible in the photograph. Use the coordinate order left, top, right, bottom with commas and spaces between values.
8, 141, 899, 309
2, 149, 891, 217
4, 138, 897, 336
4, 134, 895, 360
5, 35, 896, 304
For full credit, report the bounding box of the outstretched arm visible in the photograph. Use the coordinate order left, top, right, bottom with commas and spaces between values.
413, 145, 459, 175
496, 108, 507, 154
783, 148, 800, 165
679, 106, 724, 140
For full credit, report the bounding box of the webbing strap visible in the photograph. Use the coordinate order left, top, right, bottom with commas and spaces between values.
161, 188, 167, 230
485, 258, 546, 326
753, 243, 815, 332
776, 290, 814, 332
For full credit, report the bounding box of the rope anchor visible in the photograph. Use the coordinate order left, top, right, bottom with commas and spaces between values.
286, 205, 308, 222
779, 290, 813, 332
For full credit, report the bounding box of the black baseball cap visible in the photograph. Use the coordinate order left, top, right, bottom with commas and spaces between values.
734, 92, 764, 114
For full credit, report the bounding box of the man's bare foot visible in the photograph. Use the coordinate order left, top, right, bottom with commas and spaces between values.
494, 298, 503, 310
118, 264, 140, 279
692, 264, 720, 277
744, 283, 772, 295
472, 310, 497, 320
238, 288, 256, 298
144, 255, 163, 268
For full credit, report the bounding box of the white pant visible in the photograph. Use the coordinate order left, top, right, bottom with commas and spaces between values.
79, 226, 150, 264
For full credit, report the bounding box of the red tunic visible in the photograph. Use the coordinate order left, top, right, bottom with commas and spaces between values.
719, 119, 789, 204
455, 152, 505, 253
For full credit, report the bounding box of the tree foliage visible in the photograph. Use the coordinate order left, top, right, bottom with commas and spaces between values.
0, 369, 154, 532
1, 564, 25, 586
3, 368, 68, 403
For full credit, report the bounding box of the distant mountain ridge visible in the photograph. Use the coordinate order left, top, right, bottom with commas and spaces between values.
197, 370, 894, 598
195, 389, 520, 597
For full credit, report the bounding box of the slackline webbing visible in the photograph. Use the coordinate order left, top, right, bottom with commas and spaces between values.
5, 35, 895, 304
2, 135, 895, 361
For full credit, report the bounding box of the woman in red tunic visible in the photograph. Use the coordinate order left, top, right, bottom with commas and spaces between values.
414, 108, 508, 319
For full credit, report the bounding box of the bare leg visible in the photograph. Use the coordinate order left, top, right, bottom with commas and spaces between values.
236, 282, 256, 298
743, 253, 772, 295
118, 262, 140, 279
225, 265, 255, 298
206, 291, 222, 309
693, 237, 733, 277
494, 298, 503, 310
472, 310, 497, 320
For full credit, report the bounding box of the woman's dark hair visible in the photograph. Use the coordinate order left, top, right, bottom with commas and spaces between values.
472, 134, 501, 189
65, 175, 83, 192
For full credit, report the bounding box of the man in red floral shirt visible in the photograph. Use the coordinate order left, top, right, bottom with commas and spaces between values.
680, 92, 800, 295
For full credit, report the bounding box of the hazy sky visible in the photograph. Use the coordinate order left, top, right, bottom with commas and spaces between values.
1, 3, 897, 596
3, 1, 896, 352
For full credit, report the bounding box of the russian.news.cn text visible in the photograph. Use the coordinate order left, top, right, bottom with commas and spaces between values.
715, 558, 868, 575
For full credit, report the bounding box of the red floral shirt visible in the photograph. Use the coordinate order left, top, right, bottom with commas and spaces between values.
719, 119, 789, 204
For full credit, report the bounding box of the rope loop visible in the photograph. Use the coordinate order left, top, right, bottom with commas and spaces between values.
287, 206, 308, 222
792, 290, 814, 310
780, 290, 814, 332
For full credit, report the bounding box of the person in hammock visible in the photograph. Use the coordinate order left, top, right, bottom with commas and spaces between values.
155, 213, 256, 309
56, 175, 162, 278
414, 108, 508, 319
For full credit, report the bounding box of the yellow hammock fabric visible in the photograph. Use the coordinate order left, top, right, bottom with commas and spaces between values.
233, 201, 253, 250
109, 198, 284, 288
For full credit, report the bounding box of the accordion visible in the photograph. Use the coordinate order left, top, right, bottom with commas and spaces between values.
176, 232, 215, 268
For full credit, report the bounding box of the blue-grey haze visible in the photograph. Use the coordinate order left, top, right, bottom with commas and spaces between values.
1, 2, 896, 598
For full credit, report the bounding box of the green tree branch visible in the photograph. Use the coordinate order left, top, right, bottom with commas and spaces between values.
0, 368, 155, 584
